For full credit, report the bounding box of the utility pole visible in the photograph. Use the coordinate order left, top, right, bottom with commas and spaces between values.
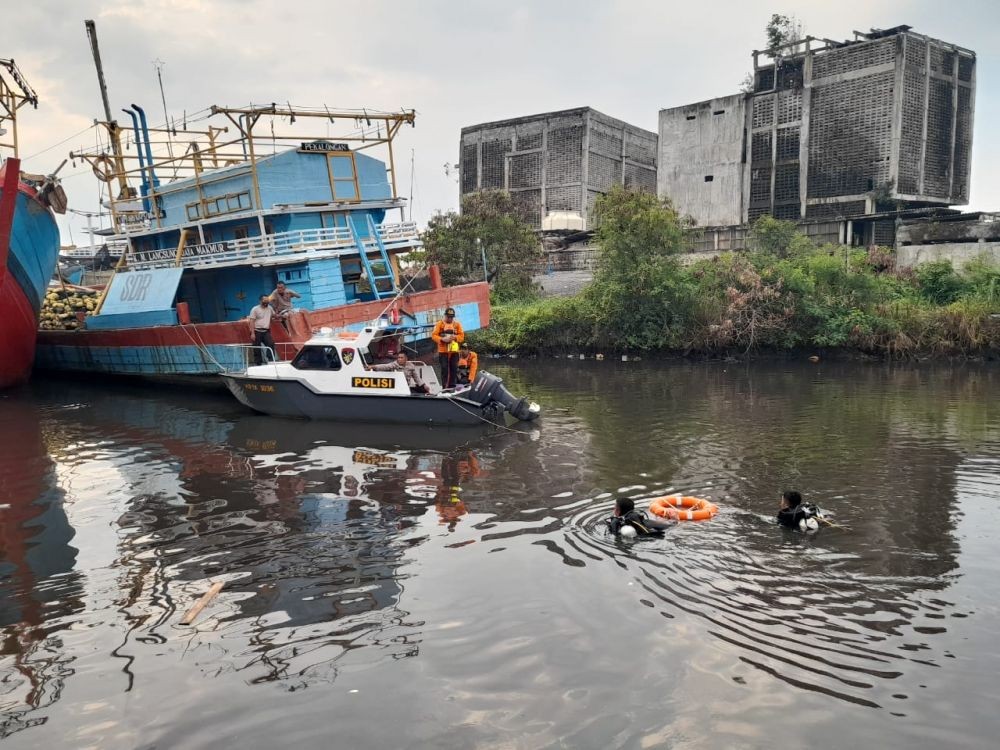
69, 208, 104, 249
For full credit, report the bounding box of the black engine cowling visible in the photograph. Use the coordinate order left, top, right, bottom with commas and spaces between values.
466, 372, 540, 421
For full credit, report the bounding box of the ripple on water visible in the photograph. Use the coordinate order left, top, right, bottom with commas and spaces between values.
1, 364, 998, 749
549, 482, 965, 713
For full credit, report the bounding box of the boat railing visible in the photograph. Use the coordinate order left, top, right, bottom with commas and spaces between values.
60, 247, 101, 259
127, 222, 421, 271
217, 343, 296, 373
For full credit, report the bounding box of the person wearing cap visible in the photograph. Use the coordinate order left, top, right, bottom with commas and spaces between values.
457, 341, 478, 385
369, 351, 430, 395
247, 294, 276, 365
431, 307, 464, 388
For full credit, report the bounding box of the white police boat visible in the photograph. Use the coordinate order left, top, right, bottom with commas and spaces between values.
221, 324, 541, 425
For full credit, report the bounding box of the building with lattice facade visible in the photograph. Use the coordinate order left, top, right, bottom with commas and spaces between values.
460, 108, 657, 231
659, 25, 975, 243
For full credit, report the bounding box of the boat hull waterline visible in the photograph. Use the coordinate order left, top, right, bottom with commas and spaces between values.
35, 283, 490, 380
223, 374, 514, 426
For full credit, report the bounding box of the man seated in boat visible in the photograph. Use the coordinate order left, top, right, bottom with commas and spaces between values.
369, 352, 430, 395
269, 281, 301, 320
457, 342, 478, 385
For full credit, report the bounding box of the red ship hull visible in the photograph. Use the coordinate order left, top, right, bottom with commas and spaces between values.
35, 282, 491, 381
0, 158, 61, 389
0, 271, 39, 387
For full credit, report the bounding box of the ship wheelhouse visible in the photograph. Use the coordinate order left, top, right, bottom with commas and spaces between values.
104, 143, 418, 326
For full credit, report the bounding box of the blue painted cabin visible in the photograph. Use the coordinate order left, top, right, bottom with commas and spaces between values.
106, 143, 417, 328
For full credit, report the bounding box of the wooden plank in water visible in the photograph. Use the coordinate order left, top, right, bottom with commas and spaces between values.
180, 581, 225, 625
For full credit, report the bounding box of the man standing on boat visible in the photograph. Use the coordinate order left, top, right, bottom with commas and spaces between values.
248, 295, 276, 364
269, 281, 301, 320
370, 352, 430, 394
432, 307, 464, 389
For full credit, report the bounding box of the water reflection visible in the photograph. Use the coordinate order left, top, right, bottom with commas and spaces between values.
2, 383, 530, 715
0, 399, 83, 738
0, 362, 997, 748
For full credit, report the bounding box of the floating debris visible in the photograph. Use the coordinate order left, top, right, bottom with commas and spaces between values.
180, 581, 225, 625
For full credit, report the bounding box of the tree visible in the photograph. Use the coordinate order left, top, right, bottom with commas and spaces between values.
591, 186, 689, 290
587, 187, 696, 349
748, 215, 814, 258
765, 13, 801, 51
422, 190, 541, 301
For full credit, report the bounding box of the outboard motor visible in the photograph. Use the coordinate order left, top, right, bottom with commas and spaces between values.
466, 372, 541, 422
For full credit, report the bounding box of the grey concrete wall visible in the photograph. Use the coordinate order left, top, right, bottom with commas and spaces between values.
460, 108, 657, 231
896, 242, 1000, 270
898, 214, 1000, 245
460, 109, 588, 229
658, 94, 747, 226
746, 29, 975, 222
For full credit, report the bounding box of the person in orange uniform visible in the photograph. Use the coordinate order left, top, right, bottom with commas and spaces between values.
431, 306, 464, 388
457, 342, 478, 385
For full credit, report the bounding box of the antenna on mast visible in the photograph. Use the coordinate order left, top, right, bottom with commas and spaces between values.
152, 58, 177, 178
408, 148, 415, 222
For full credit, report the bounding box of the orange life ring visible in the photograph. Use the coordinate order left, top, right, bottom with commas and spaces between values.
648, 495, 719, 522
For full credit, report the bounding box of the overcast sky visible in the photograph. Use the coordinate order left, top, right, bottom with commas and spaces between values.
4, 0, 998, 243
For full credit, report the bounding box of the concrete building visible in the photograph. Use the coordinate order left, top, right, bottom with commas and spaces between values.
460, 108, 657, 231
896, 212, 1000, 270
658, 94, 748, 226
659, 25, 976, 243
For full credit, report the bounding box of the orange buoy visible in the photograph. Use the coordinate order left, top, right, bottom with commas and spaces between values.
648, 495, 719, 522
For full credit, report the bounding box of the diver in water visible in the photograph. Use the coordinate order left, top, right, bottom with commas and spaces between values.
777, 490, 822, 531
605, 497, 673, 538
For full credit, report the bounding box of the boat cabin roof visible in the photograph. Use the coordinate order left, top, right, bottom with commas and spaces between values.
303, 323, 427, 351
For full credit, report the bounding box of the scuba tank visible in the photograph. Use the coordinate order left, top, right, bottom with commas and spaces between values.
605, 510, 664, 537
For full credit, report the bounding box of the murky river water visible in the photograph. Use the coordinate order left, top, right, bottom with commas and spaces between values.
1, 359, 999, 749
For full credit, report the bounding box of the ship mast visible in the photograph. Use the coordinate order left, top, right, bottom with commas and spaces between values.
0, 58, 38, 159
84, 19, 130, 200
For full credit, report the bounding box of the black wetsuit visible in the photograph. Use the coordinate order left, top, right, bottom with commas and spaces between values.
605, 510, 668, 537
777, 503, 820, 529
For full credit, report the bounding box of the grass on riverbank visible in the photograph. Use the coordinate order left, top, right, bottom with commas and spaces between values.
471, 246, 1000, 359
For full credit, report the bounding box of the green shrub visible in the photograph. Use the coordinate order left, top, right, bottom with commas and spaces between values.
472, 194, 1000, 357
916, 260, 968, 305
963, 258, 1000, 307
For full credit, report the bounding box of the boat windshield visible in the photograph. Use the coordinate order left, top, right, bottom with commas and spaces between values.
292, 346, 342, 370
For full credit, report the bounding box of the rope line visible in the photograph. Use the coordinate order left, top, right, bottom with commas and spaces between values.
444, 393, 535, 434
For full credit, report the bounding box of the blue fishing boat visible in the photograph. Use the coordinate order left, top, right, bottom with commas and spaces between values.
0, 58, 64, 388
35, 104, 488, 381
